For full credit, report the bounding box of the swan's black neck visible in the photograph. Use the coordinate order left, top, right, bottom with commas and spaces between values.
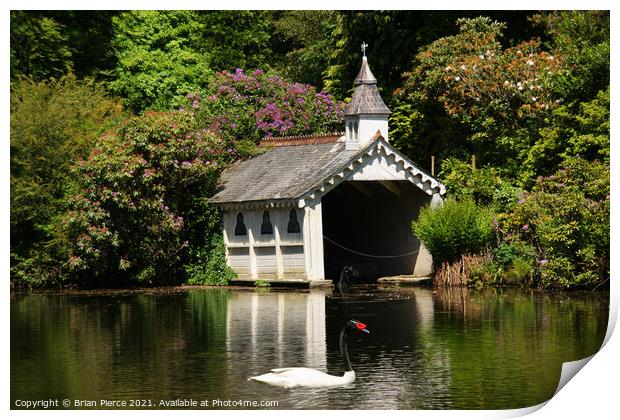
339, 326, 353, 372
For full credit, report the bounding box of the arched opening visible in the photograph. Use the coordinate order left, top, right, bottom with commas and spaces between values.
260, 211, 273, 235
287, 209, 301, 233
234, 212, 247, 236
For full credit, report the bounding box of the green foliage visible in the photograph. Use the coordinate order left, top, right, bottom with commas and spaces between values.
254, 280, 271, 288
196, 11, 273, 72
10, 11, 73, 81
439, 158, 502, 206
269, 11, 338, 90
323, 11, 536, 100
394, 16, 565, 176
532, 11, 609, 102
10, 75, 124, 259
109, 11, 213, 112
496, 158, 609, 288
413, 198, 493, 265
491, 242, 536, 285
185, 234, 234, 286
521, 87, 610, 184
58, 111, 236, 286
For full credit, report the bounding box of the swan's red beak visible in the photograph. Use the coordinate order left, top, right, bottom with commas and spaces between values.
356, 322, 369, 334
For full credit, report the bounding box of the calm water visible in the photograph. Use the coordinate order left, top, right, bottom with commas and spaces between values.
11, 285, 608, 410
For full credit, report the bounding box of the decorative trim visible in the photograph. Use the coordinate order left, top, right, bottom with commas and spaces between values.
300, 138, 446, 201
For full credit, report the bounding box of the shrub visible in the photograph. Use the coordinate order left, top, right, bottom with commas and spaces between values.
58, 110, 236, 286
412, 197, 493, 265
439, 158, 503, 205
192, 68, 344, 142
496, 157, 609, 288
185, 234, 235, 286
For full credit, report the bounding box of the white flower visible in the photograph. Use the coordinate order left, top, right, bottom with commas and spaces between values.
532, 97, 537, 102
503, 80, 510, 86
460, 64, 466, 70
479, 54, 485, 60
454, 76, 461, 81
547, 55, 554, 60
444, 66, 452, 72
527, 60, 534, 66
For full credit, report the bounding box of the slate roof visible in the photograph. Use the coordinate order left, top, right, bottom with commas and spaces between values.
354, 56, 378, 85
210, 140, 358, 204
344, 57, 391, 116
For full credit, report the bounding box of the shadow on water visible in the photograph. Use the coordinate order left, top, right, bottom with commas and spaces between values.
11, 285, 608, 409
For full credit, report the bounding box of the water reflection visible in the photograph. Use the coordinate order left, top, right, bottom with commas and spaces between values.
11, 286, 608, 409
225, 290, 326, 379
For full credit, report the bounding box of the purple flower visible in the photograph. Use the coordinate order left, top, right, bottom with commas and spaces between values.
521, 224, 529, 230
538, 259, 548, 265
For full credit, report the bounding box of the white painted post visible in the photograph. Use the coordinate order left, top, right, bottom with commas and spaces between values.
303, 206, 313, 280
274, 213, 284, 279
222, 211, 231, 267
302, 199, 325, 280
248, 222, 257, 279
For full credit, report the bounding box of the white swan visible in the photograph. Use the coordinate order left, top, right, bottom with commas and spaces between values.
248, 319, 369, 388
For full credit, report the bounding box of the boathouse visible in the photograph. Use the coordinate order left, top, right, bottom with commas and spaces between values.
210, 54, 445, 285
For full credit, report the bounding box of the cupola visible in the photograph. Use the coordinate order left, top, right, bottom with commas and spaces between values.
344, 43, 391, 151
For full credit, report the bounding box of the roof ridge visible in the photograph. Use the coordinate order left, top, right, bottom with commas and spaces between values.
260, 132, 344, 142
259, 132, 345, 148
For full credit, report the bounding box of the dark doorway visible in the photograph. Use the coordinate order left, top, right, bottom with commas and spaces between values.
322, 181, 428, 282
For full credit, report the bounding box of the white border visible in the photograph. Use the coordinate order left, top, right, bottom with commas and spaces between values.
3, 2, 617, 419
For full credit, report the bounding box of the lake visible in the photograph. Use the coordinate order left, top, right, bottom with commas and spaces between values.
11, 285, 608, 409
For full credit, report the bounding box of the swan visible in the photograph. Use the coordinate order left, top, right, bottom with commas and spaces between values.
248, 319, 369, 388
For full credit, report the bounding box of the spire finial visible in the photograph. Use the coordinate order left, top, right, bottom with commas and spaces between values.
361, 42, 368, 58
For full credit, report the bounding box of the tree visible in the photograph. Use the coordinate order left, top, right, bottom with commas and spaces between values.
109, 11, 279, 113
10, 11, 73, 81
323, 11, 539, 100
10, 75, 124, 258
196, 10, 273, 72
43, 11, 119, 80
521, 87, 610, 184
392, 17, 564, 177
109, 11, 212, 112
269, 10, 338, 90
532, 11, 609, 102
